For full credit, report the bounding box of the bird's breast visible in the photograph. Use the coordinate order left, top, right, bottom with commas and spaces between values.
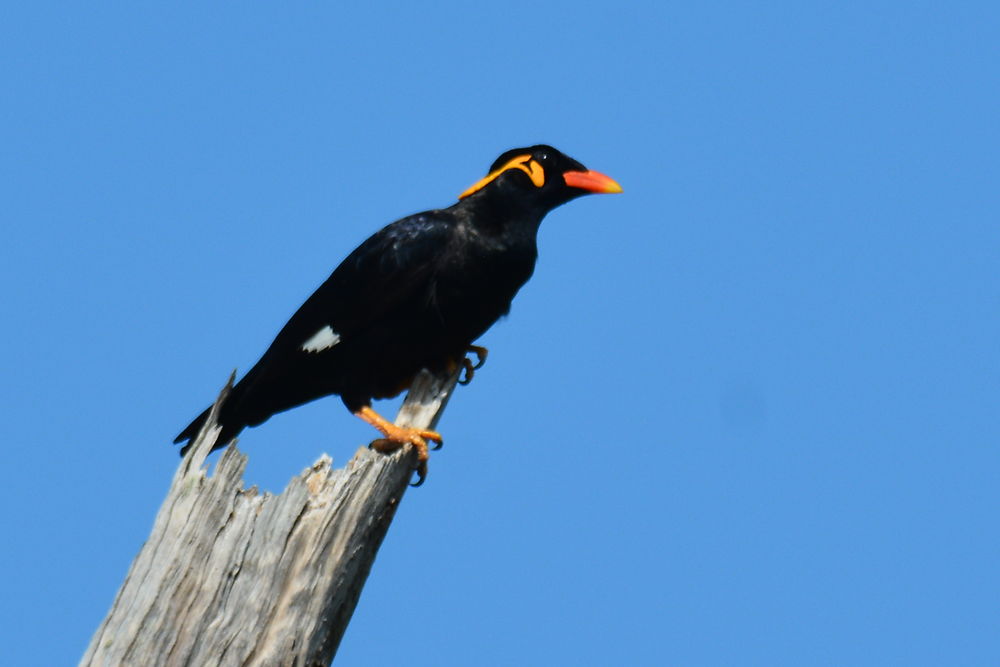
427, 239, 536, 341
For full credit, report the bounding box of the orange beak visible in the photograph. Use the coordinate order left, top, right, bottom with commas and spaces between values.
562, 169, 623, 194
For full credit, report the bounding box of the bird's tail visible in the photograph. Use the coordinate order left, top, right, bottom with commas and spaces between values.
173, 407, 245, 456
173, 376, 250, 456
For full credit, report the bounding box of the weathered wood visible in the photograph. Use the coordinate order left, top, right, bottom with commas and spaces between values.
82, 367, 460, 667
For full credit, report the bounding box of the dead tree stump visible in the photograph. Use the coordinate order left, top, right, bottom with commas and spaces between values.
82, 368, 460, 666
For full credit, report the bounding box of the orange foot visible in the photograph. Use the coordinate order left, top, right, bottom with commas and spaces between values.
458, 345, 489, 386
354, 406, 443, 486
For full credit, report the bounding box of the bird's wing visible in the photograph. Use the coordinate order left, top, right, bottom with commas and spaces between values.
173, 214, 456, 446
261, 212, 455, 360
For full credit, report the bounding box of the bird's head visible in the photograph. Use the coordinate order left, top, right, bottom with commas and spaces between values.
458, 145, 621, 212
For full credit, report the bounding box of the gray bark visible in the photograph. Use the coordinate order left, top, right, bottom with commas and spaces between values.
82, 367, 460, 667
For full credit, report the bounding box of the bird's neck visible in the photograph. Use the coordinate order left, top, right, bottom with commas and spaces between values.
454, 192, 546, 239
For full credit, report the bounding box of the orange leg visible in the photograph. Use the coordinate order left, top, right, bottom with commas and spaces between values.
354, 406, 443, 486
458, 345, 489, 386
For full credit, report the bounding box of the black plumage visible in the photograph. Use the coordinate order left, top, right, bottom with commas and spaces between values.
174, 145, 621, 482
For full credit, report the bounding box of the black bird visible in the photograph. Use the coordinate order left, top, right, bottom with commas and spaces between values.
175, 145, 621, 483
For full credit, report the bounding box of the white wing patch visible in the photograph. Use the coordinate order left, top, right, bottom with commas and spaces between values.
301, 325, 341, 353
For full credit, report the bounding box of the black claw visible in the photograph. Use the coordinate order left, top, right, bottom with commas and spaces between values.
410, 464, 427, 487
469, 346, 488, 370
459, 347, 488, 385
458, 359, 475, 385
370, 438, 434, 486
431, 439, 444, 451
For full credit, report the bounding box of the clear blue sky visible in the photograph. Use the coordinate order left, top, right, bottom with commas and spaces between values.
2, 3, 997, 665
